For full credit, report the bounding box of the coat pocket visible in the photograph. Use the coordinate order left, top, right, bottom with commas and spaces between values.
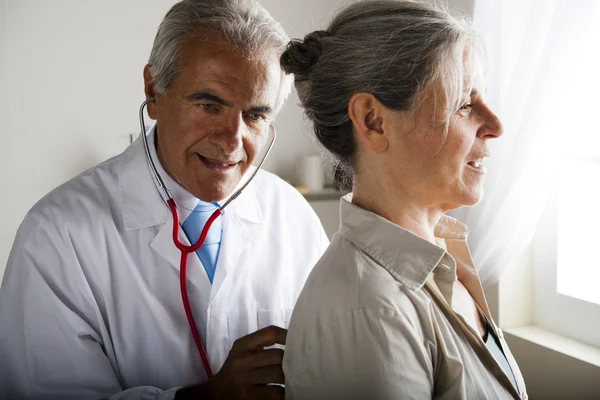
257, 309, 293, 329
257, 309, 293, 350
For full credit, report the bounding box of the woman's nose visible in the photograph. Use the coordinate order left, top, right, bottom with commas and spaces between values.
477, 104, 503, 139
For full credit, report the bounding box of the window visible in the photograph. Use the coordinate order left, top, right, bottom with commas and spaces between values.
533, 0, 600, 348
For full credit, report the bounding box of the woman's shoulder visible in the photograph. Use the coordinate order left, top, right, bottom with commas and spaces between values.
290, 233, 429, 338
284, 233, 437, 398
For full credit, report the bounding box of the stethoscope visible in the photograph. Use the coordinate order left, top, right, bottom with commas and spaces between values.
139, 98, 276, 378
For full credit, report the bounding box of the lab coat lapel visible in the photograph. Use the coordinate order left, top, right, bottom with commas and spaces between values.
120, 130, 211, 295
120, 128, 209, 293
209, 180, 263, 305
119, 131, 169, 231
124, 134, 264, 307
150, 217, 212, 300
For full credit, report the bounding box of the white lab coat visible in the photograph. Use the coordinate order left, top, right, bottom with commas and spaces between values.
0, 133, 329, 400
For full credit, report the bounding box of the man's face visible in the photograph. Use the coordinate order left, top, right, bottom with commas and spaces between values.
144, 30, 281, 202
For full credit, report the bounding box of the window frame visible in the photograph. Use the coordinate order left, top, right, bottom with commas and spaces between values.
532, 183, 600, 349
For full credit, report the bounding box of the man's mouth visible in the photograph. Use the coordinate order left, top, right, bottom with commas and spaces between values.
197, 154, 239, 172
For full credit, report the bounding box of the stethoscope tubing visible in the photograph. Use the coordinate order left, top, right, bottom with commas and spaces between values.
169, 197, 220, 377
138, 98, 276, 378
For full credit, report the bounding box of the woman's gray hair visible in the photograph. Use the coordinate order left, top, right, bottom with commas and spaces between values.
149, 0, 293, 113
280, 0, 483, 190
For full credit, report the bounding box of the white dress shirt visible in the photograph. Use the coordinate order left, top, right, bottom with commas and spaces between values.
284, 195, 528, 400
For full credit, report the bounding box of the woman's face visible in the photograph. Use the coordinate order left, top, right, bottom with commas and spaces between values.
384, 60, 503, 211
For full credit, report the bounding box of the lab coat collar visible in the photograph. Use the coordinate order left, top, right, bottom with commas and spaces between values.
119, 124, 262, 231
119, 129, 170, 231
221, 165, 263, 225
148, 125, 199, 220
338, 193, 468, 291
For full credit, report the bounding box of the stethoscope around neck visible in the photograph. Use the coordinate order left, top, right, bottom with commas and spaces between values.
138, 98, 276, 378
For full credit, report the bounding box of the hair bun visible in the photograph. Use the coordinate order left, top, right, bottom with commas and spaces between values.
280, 30, 330, 81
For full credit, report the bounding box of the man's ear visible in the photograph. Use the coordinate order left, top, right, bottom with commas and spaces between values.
143, 64, 159, 120
348, 92, 389, 152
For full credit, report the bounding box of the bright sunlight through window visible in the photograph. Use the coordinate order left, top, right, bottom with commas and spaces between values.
556, 2, 600, 305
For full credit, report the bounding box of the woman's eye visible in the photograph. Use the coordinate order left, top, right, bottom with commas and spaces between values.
459, 103, 474, 113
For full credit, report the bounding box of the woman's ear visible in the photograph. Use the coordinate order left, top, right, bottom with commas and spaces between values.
348, 92, 389, 152
143, 64, 159, 120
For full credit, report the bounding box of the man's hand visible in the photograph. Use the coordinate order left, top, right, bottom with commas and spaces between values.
176, 325, 287, 400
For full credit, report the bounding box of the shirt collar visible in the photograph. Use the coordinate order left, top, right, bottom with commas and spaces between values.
338, 193, 469, 291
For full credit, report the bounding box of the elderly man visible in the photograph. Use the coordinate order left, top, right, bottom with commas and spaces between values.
0, 1, 328, 399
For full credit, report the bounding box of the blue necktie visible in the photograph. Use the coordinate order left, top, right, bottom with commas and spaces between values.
182, 201, 222, 284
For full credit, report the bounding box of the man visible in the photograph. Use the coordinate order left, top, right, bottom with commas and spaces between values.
0, 1, 328, 399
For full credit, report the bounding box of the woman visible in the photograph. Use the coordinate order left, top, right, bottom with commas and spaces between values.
280, 1, 527, 399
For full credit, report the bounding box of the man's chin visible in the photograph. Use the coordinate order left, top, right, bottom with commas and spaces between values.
193, 179, 243, 203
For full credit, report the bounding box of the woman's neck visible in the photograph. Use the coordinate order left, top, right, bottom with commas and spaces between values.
352, 179, 444, 244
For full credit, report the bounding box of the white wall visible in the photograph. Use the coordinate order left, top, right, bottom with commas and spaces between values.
0, 0, 350, 280
0, 0, 16, 289
448, 0, 475, 16
0, 0, 9, 281
257, 0, 353, 180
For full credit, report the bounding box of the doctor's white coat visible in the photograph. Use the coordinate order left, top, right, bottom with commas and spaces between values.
0, 135, 329, 400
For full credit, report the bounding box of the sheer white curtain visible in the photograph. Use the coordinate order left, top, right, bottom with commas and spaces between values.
452, 0, 595, 285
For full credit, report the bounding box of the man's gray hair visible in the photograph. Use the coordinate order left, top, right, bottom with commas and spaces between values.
149, 0, 293, 113
281, 0, 483, 190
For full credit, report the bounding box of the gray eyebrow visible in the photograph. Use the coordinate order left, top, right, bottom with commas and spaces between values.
249, 106, 272, 114
186, 91, 233, 107
186, 91, 272, 114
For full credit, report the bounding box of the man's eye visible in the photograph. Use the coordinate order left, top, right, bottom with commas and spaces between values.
199, 103, 216, 111
247, 113, 265, 121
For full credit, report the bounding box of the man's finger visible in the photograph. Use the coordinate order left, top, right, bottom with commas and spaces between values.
233, 325, 287, 350
248, 348, 285, 369
244, 365, 285, 385
228, 349, 284, 373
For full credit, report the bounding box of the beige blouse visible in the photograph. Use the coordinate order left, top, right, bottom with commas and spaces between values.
284, 195, 528, 400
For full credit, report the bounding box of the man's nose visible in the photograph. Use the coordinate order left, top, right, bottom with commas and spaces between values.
210, 115, 244, 155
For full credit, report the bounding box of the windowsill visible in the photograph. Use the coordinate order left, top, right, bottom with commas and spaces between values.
504, 326, 600, 368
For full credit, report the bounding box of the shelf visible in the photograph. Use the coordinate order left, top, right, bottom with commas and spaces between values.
299, 188, 344, 201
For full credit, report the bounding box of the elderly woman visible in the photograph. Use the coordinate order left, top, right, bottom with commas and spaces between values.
280, 1, 527, 399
